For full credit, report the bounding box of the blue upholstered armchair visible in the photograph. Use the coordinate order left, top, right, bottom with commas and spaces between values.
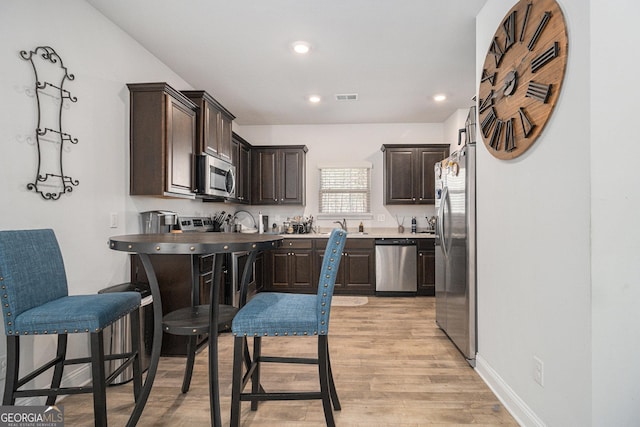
0, 229, 143, 427
230, 228, 348, 427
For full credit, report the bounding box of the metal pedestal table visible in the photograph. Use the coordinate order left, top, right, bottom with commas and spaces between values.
108, 233, 282, 427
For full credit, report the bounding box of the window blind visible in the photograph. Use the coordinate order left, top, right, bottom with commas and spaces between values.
319, 167, 371, 214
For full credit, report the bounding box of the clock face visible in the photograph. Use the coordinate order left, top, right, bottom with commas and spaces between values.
478, 0, 568, 160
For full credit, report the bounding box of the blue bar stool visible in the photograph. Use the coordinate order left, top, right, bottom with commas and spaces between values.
0, 229, 143, 427
230, 228, 347, 427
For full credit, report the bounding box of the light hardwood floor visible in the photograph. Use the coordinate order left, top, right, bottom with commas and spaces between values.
60, 297, 517, 426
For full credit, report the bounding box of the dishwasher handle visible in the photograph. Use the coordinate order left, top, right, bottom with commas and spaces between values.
374, 239, 417, 246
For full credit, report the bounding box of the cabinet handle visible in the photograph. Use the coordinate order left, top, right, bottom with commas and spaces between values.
419, 253, 423, 257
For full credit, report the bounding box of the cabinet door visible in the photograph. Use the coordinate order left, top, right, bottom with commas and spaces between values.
341, 250, 375, 294
417, 250, 436, 296
384, 148, 415, 204
218, 112, 232, 161
417, 147, 449, 204
269, 250, 291, 290
252, 149, 278, 204
238, 142, 251, 203
166, 95, 196, 196
290, 250, 314, 292
280, 148, 305, 205
202, 101, 218, 156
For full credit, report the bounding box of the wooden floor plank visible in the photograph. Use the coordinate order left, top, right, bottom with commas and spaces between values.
58, 296, 517, 426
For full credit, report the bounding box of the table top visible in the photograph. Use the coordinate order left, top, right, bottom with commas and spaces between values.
109, 232, 283, 255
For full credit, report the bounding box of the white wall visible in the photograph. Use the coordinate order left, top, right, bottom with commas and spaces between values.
237, 123, 450, 232
590, 1, 640, 425
474, 0, 624, 426
0, 0, 219, 395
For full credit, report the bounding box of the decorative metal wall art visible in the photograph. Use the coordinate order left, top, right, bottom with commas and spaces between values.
20, 46, 79, 200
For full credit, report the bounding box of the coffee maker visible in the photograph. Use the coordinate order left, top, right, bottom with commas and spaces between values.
140, 210, 178, 234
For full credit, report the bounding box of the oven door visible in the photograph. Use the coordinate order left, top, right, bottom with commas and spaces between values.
231, 251, 256, 307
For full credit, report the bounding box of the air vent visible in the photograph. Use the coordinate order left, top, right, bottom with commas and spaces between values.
335, 93, 358, 101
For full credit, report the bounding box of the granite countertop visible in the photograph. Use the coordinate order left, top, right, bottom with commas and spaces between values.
262, 228, 436, 239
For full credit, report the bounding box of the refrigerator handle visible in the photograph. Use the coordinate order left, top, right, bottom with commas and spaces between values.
437, 186, 449, 258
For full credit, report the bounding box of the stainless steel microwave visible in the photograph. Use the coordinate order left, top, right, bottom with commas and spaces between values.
197, 154, 236, 199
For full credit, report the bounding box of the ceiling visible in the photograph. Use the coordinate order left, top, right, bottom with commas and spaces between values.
87, 0, 487, 126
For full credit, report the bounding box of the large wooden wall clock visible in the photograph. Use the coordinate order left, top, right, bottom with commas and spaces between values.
478, 0, 568, 160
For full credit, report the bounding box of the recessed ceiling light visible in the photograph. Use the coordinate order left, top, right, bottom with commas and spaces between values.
292, 41, 311, 54
308, 95, 321, 103
433, 94, 447, 102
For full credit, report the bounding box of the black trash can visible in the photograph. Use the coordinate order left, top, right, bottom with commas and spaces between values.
98, 282, 153, 385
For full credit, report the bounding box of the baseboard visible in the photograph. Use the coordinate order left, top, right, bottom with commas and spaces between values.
475, 354, 546, 427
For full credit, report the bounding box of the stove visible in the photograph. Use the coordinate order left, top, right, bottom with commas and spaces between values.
178, 216, 216, 232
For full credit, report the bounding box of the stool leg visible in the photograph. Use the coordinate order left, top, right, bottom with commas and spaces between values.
130, 307, 143, 401
181, 335, 197, 393
318, 335, 336, 427
230, 336, 244, 427
90, 331, 108, 427
327, 343, 341, 410
3, 336, 19, 405
46, 334, 68, 405
250, 337, 261, 411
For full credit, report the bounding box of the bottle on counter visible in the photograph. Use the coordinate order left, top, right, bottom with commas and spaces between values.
411, 216, 417, 234
258, 211, 264, 234
359, 222, 364, 233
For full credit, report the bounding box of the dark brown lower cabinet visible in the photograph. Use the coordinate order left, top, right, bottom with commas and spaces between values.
130, 253, 225, 356
262, 237, 432, 296
417, 238, 436, 296
314, 239, 376, 295
265, 239, 315, 293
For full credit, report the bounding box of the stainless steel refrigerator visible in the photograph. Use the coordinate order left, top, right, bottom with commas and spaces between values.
434, 107, 477, 366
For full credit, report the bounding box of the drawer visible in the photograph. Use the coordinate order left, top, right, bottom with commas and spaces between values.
282, 239, 313, 249
417, 238, 435, 251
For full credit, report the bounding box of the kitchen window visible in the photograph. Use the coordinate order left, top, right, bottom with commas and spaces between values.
319, 165, 371, 214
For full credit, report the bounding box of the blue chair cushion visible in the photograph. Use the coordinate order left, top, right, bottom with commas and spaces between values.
232, 292, 318, 337
8, 292, 141, 335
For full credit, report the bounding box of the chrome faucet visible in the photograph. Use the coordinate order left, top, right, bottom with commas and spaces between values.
333, 218, 347, 231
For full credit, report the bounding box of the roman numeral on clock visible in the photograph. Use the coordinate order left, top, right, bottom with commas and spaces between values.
531, 42, 559, 73
481, 69, 496, 86
503, 11, 517, 52
489, 37, 504, 67
489, 119, 504, 150
526, 81, 552, 103
528, 11, 551, 51
481, 107, 497, 138
503, 118, 516, 152
479, 90, 494, 114
519, 2, 532, 43
518, 108, 535, 137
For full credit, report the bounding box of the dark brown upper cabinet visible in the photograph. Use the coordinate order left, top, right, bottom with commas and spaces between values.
381, 144, 450, 205
181, 90, 235, 161
251, 146, 307, 205
230, 132, 251, 204
128, 82, 197, 198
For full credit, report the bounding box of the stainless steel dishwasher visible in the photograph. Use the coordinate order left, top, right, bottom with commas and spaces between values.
375, 238, 417, 295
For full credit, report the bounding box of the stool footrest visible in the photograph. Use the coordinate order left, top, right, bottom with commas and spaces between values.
241, 391, 323, 401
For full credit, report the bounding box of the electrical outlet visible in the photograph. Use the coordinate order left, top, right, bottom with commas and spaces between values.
533, 356, 544, 386
109, 212, 118, 228
377, 214, 385, 222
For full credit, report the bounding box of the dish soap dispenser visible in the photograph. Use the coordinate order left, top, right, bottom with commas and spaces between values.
359, 222, 364, 233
